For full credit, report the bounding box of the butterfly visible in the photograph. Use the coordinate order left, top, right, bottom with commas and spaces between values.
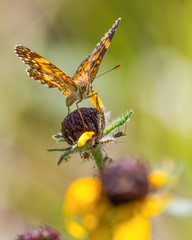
15, 18, 121, 114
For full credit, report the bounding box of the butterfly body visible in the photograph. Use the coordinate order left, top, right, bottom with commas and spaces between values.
67, 79, 92, 106
15, 18, 121, 111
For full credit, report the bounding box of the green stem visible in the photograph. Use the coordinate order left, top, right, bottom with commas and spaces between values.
91, 147, 104, 171
102, 110, 133, 137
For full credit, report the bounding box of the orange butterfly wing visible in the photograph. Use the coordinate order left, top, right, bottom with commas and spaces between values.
72, 18, 121, 83
89, 18, 121, 82
15, 45, 77, 97
72, 55, 92, 83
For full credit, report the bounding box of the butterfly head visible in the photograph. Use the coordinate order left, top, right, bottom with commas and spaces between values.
75, 79, 92, 98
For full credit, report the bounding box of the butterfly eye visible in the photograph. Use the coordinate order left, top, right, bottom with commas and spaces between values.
80, 84, 86, 92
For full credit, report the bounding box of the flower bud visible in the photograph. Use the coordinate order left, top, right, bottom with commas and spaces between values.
101, 157, 149, 205
16, 226, 64, 240
61, 108, 104, 145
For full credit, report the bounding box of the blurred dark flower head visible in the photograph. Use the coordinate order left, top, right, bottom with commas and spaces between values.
16, 226, 64, 240
101, 157, 149, 205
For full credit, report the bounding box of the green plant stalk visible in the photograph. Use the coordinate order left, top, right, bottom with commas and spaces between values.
102, 110, 133, 137
91, 147, 104, 170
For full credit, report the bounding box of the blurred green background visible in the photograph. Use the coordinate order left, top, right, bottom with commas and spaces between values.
1, 0, 192, 239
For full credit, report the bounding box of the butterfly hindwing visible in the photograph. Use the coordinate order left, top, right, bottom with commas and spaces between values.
72, 55, 91, 83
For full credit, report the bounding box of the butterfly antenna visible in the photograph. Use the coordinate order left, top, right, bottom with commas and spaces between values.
95, 64, 121, 79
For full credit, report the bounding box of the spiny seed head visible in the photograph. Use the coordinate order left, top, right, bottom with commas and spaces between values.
101, 157, 149, 205
61, 108, 105, 145
16, 226, 64, 240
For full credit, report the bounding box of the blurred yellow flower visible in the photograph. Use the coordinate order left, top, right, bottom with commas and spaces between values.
63, 159, 173, 240
64, 178, 103, 214
113, 214, 150, 240
148, 170, 169, 188
63, 178, 104, 239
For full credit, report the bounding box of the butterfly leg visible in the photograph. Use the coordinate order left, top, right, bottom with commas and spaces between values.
76, 100, 88, 129
67, 106, 70, 115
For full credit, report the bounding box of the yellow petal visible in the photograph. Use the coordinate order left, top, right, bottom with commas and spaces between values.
89, 91, 105, 113
82, 213, 99, 230
63, 177, 103, 214
82, 195, 111, 231
142, 195, 171, 217
77, 131, 95, 147
148, 170, 169, 188
113, 214, 151, 240
63, 178, 103, 239
89, 224, 113, 240
65, 220, 87, 239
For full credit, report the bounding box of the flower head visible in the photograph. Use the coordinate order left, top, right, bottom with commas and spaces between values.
101, 158, 149, 205
61, 107, 105, 146
63, 157, 173, 240
48, 94, 133, 165
16, 226, 64, 240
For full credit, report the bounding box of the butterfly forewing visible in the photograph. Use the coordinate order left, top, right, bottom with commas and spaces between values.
15, 45, 77, 97
89, 18, 121, 82
72, 18, 121, 84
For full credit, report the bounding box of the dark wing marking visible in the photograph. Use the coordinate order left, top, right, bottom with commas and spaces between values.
15, 45, 77, 97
